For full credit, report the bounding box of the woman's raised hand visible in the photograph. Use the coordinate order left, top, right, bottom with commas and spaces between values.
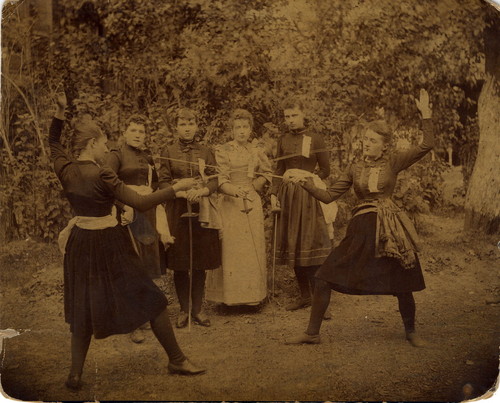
54, 92, 67, 120
414, 89, 432, 119
56, 92, 67, 110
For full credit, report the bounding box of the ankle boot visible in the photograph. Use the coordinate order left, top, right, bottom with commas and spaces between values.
406, 331, 426, 347
65, 373, 82, 391
168, 359, 206, 375
285, 332, 321, 345
286, 297, 311, 311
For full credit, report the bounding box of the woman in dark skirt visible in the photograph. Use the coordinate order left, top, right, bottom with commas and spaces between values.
286, 89, 434, 347
106, 114, 172, 343
50, 95, 205, 390
271, 99, 333, 311
158, 108, 221, 328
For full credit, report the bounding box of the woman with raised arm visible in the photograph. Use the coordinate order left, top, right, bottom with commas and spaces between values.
285, 89, 434, 347
49, 95, 205, 391
206, 109, 271, 306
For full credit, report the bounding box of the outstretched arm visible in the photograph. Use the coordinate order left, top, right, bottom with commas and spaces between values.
298, 167, 353, 204
100, 167, 197, 212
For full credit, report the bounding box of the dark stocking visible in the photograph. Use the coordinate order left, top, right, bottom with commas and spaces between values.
397, 292, 416, 333
305, 279, 332, 335
306, 265, 320, 293
150, 308, 186, 365
191, 270, 207, 315
173, 270, 207, 315
173, 271, 189, 313
69, 332, 92, 377
294, 266, 311, 300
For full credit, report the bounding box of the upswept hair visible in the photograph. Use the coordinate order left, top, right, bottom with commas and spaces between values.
125, 113, 149, 132
71, 115, 104, 156
170, 108, 198, 129
365, 120, 393, 144
229, 108, 254, 129
281, 97, 306, 112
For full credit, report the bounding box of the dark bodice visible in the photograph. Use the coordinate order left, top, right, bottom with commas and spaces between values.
48, 118, 175, 217
307, 119, 435, 204
158, 140, 218, 193
105, 144, 158, 187
271, 127, 330, 194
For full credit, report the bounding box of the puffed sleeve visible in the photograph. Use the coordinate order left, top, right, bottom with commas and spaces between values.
271, 135, 285, 194
99, 166, 175, 211
391, 118, 434, 173
158, 146, 173, 189
215, 144, 231, 187
48, 117, 72, 178
303, 165, 353, 203
314, 133, 330, 179
254, 146, 272, 184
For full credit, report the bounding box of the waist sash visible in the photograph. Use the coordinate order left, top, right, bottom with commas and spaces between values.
353, 198, 420, 269
58, 215, 118, 254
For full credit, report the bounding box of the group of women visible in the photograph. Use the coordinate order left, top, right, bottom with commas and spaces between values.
50, 88, 434, 390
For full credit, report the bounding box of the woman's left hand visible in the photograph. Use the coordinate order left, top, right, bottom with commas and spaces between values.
186, 187, 209, 203
293, 176, 315, 190
415, 88, 432, 119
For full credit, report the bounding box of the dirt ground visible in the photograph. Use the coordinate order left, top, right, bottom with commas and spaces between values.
0, 209, 499, 402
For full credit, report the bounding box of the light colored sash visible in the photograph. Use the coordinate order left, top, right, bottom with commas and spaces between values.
58, 215, 118, 254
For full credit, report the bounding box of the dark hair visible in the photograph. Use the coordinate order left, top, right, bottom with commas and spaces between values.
171, 108, 197, 128
71, 115, 104, 156
125, 113, 149, 132
281, 97, 306, 112
229, 108, 254, 129
365, 120, 392, 144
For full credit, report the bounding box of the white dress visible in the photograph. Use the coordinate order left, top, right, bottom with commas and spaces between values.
206, 141, 271, 305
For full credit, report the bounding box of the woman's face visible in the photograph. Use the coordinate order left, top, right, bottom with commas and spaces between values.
176, 118, 197, 141
232, 119, 252, 145
92, 135, 109, 163
362, 129, 387, 158
283, 106, 305, 130
124, 122, 146, 149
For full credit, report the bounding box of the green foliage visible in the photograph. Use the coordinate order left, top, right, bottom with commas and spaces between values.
0, 0, 491, 241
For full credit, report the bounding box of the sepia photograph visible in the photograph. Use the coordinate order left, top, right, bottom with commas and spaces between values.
0, 0, 499, 401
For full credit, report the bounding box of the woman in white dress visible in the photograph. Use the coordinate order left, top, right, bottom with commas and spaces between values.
206, 109, 272, 306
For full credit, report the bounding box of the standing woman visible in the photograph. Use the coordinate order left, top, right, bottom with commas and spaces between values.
286, 89, 434, 347
106, 114, 172, 343
49, 95, 205, 390
206, 109, 271, 306
158, 108, 221, 328
271, 99, 333, 311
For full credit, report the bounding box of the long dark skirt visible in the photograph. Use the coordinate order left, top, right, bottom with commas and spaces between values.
64, 225, 168, 339
166, 198, 221, 271
316, 212, 425, 295
276, 182, 332, 268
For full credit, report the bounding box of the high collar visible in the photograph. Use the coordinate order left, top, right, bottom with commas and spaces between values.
123, 143, 143, 153
363, 151, 389, 166
178, 138, 197, 152
227, 140, 250, 150
290, 127, 307, 136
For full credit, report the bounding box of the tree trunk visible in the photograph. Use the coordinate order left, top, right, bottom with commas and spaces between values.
464, 7, 500, 234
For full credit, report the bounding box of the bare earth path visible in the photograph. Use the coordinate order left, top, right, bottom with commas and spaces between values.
1, 212, 498, 401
